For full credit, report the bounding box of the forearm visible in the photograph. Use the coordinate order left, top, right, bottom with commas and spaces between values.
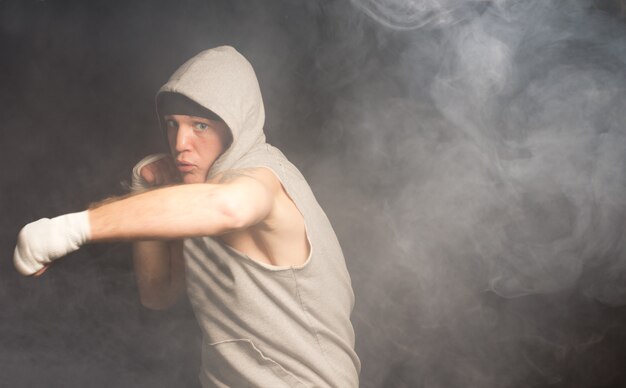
133, 240, 185, 309
89, 184, 236, 242
13, 170, 271, 276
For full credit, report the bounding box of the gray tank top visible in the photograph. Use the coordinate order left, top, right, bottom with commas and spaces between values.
183, 144, 361, 387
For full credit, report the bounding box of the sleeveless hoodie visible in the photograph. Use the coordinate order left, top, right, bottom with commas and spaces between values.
157, 46, 361, 387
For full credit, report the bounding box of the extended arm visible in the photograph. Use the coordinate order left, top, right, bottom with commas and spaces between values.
13, 169, 277, 279
89, 177, 274, 242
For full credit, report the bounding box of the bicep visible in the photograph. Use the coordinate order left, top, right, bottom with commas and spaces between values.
217, 168, 279, 231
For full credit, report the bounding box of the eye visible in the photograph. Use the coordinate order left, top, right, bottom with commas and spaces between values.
165, 119, 178, 130
194, 122, 210, 131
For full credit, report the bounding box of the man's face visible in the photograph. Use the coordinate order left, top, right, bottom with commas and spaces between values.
165, 114, 231, 184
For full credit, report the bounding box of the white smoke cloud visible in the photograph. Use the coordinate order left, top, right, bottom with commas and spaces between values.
303, 0, 626, 386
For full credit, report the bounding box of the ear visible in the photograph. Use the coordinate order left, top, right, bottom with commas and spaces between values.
219, 122, 234, 151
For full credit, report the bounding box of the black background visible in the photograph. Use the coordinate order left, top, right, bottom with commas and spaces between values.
3, 1, 626, 387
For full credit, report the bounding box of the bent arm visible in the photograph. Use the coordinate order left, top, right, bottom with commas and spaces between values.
133, 240, 185, 310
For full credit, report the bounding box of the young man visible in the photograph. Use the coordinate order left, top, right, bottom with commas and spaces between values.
13, 46, 360, 387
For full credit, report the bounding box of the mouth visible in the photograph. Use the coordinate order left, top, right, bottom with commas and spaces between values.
176, 161, 195, 173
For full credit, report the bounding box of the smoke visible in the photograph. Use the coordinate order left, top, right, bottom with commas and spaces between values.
300, 0, 626, 386
352, 0, 489, 30
426, 0, 626, 299
3, 0, 626, 387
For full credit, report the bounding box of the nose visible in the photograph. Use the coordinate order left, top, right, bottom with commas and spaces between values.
173, 125, 192, 153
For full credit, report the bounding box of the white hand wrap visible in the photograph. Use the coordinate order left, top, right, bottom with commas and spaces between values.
13, 211, 91, 276
131, 153, 169, 193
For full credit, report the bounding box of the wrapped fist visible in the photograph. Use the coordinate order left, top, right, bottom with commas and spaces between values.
131, 153, 179, 193
13, 211, 91, 276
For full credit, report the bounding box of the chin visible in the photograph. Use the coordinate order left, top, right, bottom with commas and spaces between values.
182, 175, 199, 184
183, 172, 207, 184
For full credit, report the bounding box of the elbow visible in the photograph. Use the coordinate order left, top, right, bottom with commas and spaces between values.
212, 190, 254, 232
137, 284, 180, 310
142, 301, 173, 311
209, 182, 274, 234
139, 293, 177, 310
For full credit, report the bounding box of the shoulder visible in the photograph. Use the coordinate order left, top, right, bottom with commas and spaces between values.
213, 167, 282, 194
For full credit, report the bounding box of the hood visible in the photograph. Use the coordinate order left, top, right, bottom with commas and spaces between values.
156, 46, 266, 180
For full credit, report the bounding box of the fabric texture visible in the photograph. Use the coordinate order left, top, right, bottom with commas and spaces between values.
13, 211, 91, 275
158, 46, 360, 387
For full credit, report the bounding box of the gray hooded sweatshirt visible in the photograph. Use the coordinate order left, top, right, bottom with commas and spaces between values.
157, 46, 360, 387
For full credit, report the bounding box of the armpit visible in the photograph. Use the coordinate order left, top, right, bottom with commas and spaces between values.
217, 168, 263, 184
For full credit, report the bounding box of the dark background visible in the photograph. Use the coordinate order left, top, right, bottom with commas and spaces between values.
3, 0, 626, 387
